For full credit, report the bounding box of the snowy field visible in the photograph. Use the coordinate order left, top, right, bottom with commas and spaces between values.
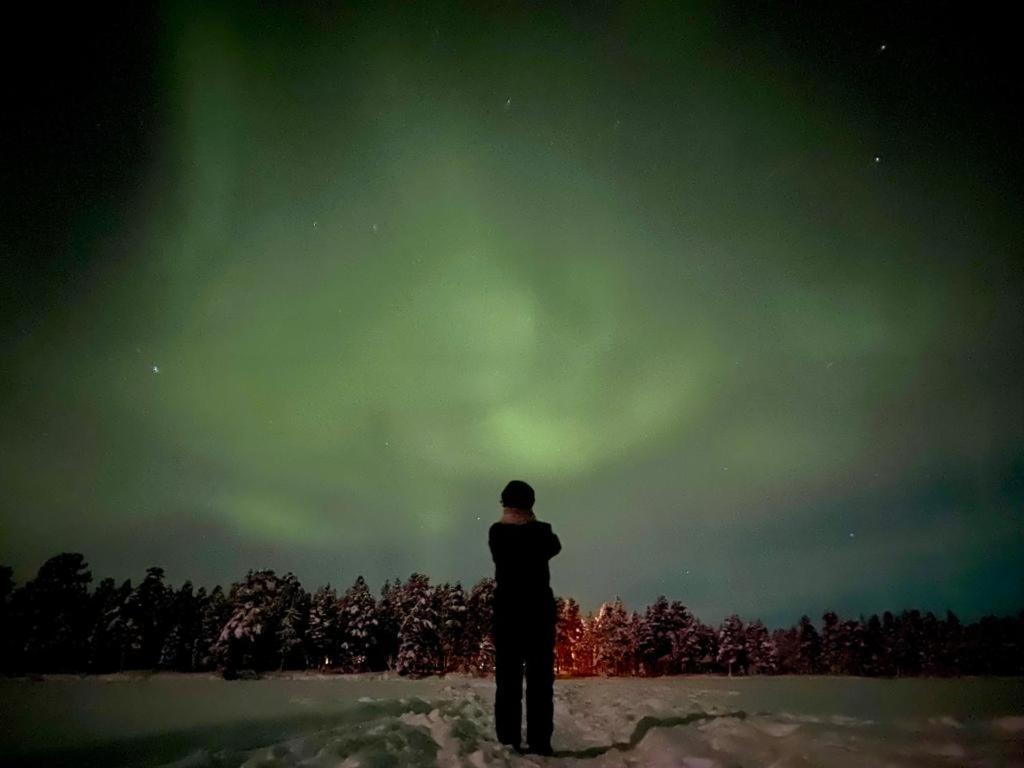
2, 673, 1022, 767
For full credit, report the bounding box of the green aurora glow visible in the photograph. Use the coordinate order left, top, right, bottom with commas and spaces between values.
1, 2, 1021, 625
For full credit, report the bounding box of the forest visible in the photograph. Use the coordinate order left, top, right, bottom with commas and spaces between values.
1, 554, 1020, 678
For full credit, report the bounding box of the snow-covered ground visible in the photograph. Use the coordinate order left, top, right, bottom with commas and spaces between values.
2, 673, 1022, 767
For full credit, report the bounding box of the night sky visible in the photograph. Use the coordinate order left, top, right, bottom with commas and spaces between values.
2, 1, 1021, 627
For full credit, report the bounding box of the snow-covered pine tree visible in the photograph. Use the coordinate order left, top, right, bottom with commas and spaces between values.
191, 585, 228, 671
336, 575, 378, 672
462, 578, 495, 675
881, 610, 899, 675
820, 610, 841, 674
308, 585, 339, 669
717, 614, 747, 676
627, 610, 644, 675
636, 595, 672, 675
371, 578, 402, 671
796, 615, 820, 674
18, 553, 93, 672
159, 580, 200, 671
433, 582, 467, 674
696, 622, 719, 673
745, 618, 777, 674
667, 601, 701, 674
100, 578, 136, 672
940, 610, 964, 676
594, 597, 632, 675
85, 577, 125, 673
128, 567, 172, 669
771, 626, 800, 674
837, 617, 865, 675
555, 596, 583, 675
213, 569, 296, 672
276, 578, 310, 671
861, 613, 884, 676
575, 612, 599, 675
395, 573, 439, 677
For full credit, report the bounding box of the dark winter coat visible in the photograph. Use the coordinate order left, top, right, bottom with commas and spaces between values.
488, 509, 561, 613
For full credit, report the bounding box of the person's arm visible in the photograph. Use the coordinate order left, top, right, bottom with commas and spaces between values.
547, 525, 562, 559
488, 523, 500, 563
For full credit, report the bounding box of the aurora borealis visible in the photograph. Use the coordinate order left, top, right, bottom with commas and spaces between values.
1, 1, 1021, 627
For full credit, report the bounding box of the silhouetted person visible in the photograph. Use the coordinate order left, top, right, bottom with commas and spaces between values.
488, 479, 562, 755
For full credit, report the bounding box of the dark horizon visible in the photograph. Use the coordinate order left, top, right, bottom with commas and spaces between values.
2, 1, 1022, 631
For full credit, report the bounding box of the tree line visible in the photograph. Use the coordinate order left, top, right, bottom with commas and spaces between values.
1, 554, 1020, 677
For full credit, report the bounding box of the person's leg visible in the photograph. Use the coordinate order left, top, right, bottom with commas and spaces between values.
494, 612, 524, 748
524, 610, 556, 752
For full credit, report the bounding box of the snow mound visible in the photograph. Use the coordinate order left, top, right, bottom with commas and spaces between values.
7, 675, 1021, 768
151, 679, 1024, 768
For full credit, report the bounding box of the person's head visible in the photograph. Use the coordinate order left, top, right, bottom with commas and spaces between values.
500, 479, 535, 511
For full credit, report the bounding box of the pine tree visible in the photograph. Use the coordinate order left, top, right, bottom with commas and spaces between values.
433, 582, 466, 674
463, 578, 496, 675
894, 609, 924, 677
19, 553, 93, 672
395, 573, 439, 677
627, 610, 645, 675
337, 576, 378, 672
772, 626, 800, 674
881, 610, 898, 676
0, 565, 14, 674
86, 577, 125, 673
191, 585, 228, 671
574, 612, 599, 675
820, 610, 841, 674
862, 614, 884, 676
796, 615, 820, 674
555, 596, 584, 675
695, 622, 718, 673
717, 614, 747, 676
668, 602, 702, 674
159, 581, 200, 671
594, 597, 632, 675
745, 619, 777, 674
308, 585, 339, 669
837, 618, 865, 675
636, 596, 673, 675
940, 610, 963, 675
371, 578, 403, 671
213, 569, 298, 672
118, 567, 172, 670
276, 578, 310, 671
920, 611, 941, 676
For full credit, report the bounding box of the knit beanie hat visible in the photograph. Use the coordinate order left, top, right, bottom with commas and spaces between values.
501, 480, 535, 511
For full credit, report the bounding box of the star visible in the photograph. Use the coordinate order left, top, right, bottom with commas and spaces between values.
152, 365, 160, 374
879, 43, 887, 52
874, 156, 881, 163
849, 532, 856, 538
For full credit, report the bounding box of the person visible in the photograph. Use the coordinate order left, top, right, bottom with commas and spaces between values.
488, 479, 562, 755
